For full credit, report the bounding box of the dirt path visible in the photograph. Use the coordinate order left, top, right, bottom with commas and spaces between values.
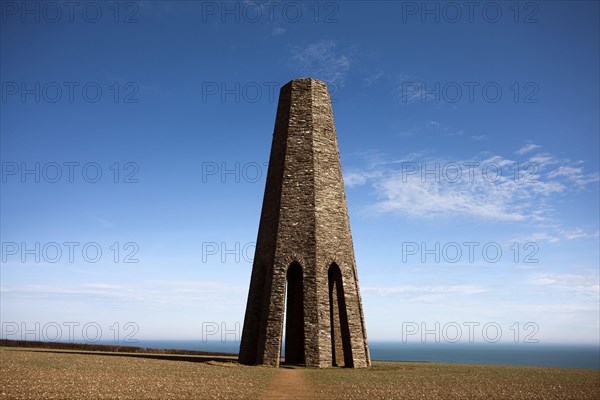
261, 367, 315, 400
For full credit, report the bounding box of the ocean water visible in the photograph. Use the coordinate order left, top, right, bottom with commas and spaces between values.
369, 342, 600, 370
111, 340, 600, 369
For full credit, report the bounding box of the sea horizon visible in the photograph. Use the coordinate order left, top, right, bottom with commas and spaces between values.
76, 339, 600, 370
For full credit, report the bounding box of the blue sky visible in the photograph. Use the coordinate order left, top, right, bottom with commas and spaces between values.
1, 1, 598, 346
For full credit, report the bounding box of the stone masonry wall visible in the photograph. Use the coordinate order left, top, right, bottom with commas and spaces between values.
238, 78, 371, 368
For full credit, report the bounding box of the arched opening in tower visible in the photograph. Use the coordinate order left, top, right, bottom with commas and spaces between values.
328, 263, 354, 367
283, 261, 305, 365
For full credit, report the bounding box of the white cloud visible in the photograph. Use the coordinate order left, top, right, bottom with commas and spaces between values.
560, 228, 600, 240
510, 228, 599, 244
548, 166, 599, 187
394, 120, 469, 139
530, 274, 600, 299
516, 143, 541, 155
343, 169, 382, 188
511, 232, 562, 244
290, 41, 351, 87
0, 280, 246, 310
362, 71, 383, 87
346, 149, 597, 223
370, 155, 564, 221
374, 173, 526, 221
363, 284, 487, 297
528, 153, 558, 168
395, 75, 436, 104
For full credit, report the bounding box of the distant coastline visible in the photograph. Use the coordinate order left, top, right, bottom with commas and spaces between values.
0, 339, 236, 358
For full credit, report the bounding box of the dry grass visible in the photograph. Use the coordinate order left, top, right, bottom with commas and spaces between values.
306, 361, 600, 399
0, 347, 275, 399
2, 347, 599, 399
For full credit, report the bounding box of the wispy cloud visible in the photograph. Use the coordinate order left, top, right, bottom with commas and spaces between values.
395, 74, 435, 103
344, 169, 383, 188
528, 153, 558, 168
530, 274, 600, 299
511, 228, 599, 244
426, 120, 440, 129
395, 120, 467, 139
516, 143, 541, 155
470, 135, 486, 141
363, 284, 487, 298
548, 166, 600, 187
290, 40, 352, 87
343, 144, 598, 223
0, 280, 246, 310
362, 71, 383, 87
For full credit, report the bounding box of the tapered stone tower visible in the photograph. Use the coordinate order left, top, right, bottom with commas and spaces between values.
239, 78, 370, 368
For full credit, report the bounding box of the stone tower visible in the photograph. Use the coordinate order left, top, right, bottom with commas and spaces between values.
238, 78, 370, 368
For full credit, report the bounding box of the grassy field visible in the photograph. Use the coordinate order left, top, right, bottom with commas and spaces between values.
0, 347, 273, 399
306, 361, 600, 399
1, 346, 599, 399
